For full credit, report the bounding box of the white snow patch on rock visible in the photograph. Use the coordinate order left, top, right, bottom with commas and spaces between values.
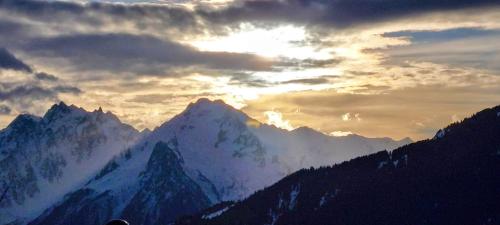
378, 161, 388, 169
319, 195, 327, 207
277, 194, 284, 209
202, 205, 232, 220
267, 209, 281, 225
319, 189, 339, 207
288, 184, 300, 210
435, 129, 446, 139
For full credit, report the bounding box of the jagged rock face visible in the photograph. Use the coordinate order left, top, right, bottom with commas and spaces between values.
147, 99, 411, 201
0, 103, 140, 225
30, 142, 210, 225
121, 142, 211, 225
27, 99, 410, 225
148, 99, 283, 201
30, 137, 216, 225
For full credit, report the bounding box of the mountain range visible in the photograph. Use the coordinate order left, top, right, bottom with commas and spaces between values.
0, 103, 141, 224
0, 99, 411, 225
174, 105, 500, 225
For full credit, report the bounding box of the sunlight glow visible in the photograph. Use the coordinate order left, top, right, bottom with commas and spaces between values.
190, 24, 330, 59
330, 131, 353, 136
264, 110, 294, 130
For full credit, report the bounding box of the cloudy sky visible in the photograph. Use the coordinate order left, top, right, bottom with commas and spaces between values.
1, 0, 500, 140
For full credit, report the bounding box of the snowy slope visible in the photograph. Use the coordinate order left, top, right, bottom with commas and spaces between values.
147, 99, 412, 200
254, 126, 412, 174
30, 99, 411, 225
174, 104, 500, 225
29, 141, 210, 225
0, 102, 141, 225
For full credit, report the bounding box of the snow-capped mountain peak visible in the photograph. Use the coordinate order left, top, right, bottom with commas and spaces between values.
0, 104, 141, 225
9, 99, 411, 225
170, 98, 249, 127
185, 98, 237, 113
5, 114, 41, 131
42, 102, 81, 122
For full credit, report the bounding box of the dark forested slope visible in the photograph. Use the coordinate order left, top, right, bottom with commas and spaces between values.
176, 105, 500, 225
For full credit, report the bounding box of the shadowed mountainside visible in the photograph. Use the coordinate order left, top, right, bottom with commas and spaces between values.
175, 105, 500, 225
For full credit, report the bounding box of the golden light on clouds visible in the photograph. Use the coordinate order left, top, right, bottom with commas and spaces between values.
264, 110, 294, 131
1, 0, 500, 141
190, 24, 331, 59
329, 131, 353, 137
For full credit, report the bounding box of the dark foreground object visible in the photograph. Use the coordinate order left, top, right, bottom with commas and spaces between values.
176, 106, 500, 225
106, 220, 129, 225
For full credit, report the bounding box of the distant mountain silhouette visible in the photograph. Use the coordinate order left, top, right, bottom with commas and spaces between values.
175, 105, 500, 225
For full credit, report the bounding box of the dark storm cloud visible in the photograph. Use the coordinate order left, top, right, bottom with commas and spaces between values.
0, 84, 61, 113
198, 0, 500, 28
346, 71, 377, 76
0, 85, 57, 101
35, 72, 59, 82
2, 0, 497, 34
0, 0, 200, 30
228, 73, 272, 87
0, 83, 81, 112
228, 73, 333, 87
0, 46, 79, 110
384, 46, 500, 73
382, 28, 500, 72
0, 20, 35, 45
0, 105, 11, 115
0, 48, 32, 72
384, 28, 500, 43
24, 33, 274, 75
300, 59, 342, 67
0, 0, 496, 79
0, 48, 63, 82
277, 58, 343, 69
281, 78, 329, 85
0, 20, 25, 34
53, 85, 82, 94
